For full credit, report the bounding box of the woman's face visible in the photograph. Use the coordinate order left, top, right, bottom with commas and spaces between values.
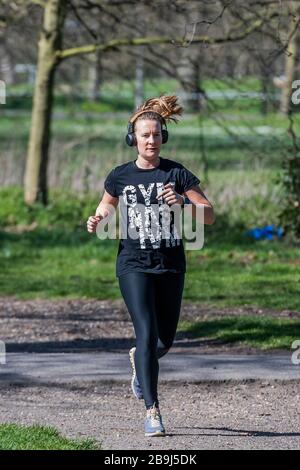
134, 119, 162, 160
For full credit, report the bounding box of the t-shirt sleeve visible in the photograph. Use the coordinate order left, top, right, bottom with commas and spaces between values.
104, 168, 118, 197
178, 165, 200, 194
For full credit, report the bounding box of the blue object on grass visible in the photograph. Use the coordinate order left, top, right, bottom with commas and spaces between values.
245, 225, 284, 240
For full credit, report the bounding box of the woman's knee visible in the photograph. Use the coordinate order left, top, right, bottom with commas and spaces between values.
137, 330, 158, 352
157, 338, 172, 358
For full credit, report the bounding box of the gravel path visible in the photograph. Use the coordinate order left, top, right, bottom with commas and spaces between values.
0, 380, 299, 450
2, 352, 299, 383
1, 296, 299, 450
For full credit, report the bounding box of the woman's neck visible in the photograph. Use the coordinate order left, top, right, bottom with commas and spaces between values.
136, 155, 160, 169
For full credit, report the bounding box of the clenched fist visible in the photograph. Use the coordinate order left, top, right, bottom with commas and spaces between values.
86, 215, 102, 233
156, 182, 184, 206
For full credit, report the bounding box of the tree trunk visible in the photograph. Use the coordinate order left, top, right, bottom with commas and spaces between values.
261, 72, 273, 115
24, 0, 67, 205
0, 43, 15, 85
176, 54, 203, 112
280, 21, 298, 115
89, 50, 102, 102
135, 46, 144, 109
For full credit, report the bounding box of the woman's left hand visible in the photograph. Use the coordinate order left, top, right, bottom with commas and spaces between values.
156, 183, 184, 206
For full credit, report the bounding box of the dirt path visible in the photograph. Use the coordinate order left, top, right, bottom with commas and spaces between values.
1, 297, 297, 354
0, 380, 299, 450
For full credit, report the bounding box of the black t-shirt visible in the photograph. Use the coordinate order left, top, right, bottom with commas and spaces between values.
104, 156, 200, 277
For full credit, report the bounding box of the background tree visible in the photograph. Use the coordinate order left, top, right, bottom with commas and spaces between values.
1, 0, 296, 206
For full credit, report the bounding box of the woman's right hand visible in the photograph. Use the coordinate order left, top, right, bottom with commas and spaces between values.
86, 215, 102, 233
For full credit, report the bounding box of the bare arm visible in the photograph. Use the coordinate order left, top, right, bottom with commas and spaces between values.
87, 190, 119, 233
183, 185, 215, 225
95, 190, 119, 217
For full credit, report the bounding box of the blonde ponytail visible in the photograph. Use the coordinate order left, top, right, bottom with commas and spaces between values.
130, 94, 183, 125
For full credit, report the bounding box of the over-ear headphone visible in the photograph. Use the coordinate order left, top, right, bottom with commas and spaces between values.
125, 113, 169, 147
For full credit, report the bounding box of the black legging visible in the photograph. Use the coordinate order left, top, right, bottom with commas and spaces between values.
118, 271, 185, 409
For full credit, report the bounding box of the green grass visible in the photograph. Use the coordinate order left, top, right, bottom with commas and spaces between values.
1, 76, 300, 311
0, 424, 100, 450
0, 167, 284, 229
0, 224, 299, 309
185, 241, 300, 310
178, 316, 300, 350
0, 182, 299, 308
0, 229, 119, 300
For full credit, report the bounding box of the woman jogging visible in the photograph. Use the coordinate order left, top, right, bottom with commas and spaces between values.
86, 95, 215, 437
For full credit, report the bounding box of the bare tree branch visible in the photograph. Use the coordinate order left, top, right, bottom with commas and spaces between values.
68, 0, 98, 40
56, 14, 279, 61
172, 0, 234, 47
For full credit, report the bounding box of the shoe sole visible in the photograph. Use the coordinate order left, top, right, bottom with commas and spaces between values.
145, 431, 166, 437
129, 347, 143, 400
